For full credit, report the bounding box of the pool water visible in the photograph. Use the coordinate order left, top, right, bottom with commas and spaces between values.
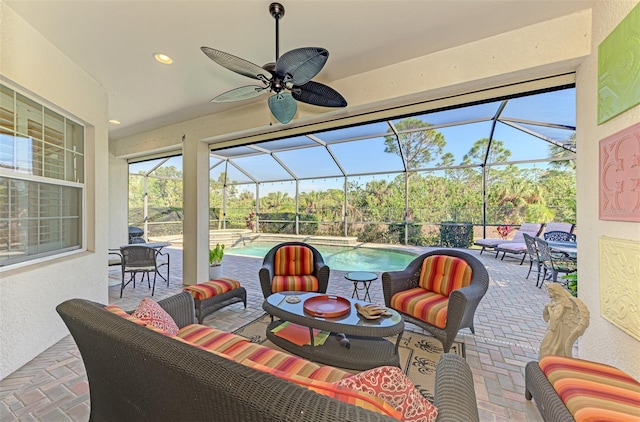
226, 243, 418, 272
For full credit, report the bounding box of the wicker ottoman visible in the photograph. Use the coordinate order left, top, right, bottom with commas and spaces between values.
183, 278, 247, 324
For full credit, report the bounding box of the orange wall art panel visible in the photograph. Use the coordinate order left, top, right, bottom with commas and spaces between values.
599, 121, 640, 221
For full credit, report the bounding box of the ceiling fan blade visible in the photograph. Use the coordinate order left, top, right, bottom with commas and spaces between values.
291, 81, 347, 108
275, 47, 328, 85
201, 47, 271, 81
211, 85, 267, 103
268, 93, 297, 124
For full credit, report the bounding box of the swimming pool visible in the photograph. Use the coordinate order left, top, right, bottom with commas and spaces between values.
226, 243, 418, 272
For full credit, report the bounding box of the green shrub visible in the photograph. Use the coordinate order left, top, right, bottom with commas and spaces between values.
562, 272, 577, 297
439, 222, 473, 248
209, 243, 225, 265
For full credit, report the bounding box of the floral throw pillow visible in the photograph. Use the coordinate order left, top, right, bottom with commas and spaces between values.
132, 298, 179, 335
334, 365, 438, 422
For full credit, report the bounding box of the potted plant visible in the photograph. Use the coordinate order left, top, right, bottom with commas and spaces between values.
209, 243, 225, 280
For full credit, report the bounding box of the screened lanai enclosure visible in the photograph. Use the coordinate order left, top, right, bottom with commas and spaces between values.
129, 83, 576, 247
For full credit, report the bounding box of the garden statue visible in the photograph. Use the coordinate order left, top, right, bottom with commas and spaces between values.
540, 283, 589, 358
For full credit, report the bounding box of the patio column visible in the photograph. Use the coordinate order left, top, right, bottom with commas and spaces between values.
182, 136, 210, 285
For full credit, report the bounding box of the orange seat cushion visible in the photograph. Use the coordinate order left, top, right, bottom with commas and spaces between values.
176, 324, 249, 355
390, 287, 448, 329
274, 245, 314, 276
419, 255, 472, 296
183, 278, 242, 300
271, 275, 319, 293
242, 360, 402, 419
540, 355, 640, 421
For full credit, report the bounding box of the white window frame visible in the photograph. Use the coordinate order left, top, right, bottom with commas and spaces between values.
0, 83, 86, 269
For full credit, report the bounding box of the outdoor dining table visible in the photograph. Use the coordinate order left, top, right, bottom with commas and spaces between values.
110, 242, 172, 283
546, 240, 577, 259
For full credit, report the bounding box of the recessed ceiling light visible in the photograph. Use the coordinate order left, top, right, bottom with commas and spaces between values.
153, 53, 173, 64
109, 119, 121, 125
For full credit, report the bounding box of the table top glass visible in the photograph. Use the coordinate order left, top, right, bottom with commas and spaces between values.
546, 240, 577, 257
344, 271, 378, 282
264, 292, 402, 329
118, 242, 171, 249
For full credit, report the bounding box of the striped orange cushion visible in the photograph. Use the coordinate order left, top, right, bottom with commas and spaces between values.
214, 340, 350, 382
183, 278, 241, 300
308, 365, 352, 383
418, 255, 472, 296
390, 288, 448, 329
540, 356, 640, 421
271, 275, 319, 293
104, 305, 147, 326
172, 335, 235, 361
242, 360, 402, 419
176, 324, 249, 355
240, 344, 326, 378
274, 245, 314, 276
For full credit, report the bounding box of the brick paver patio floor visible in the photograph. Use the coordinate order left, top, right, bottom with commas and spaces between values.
0, 245, 554, 421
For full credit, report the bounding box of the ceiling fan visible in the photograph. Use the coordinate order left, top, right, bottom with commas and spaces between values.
201, 2, 347, 124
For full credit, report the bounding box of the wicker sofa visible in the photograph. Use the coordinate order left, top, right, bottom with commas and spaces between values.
57, 292, 479, 422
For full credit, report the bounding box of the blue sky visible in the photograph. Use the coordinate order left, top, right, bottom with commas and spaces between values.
130, 87, 576, 196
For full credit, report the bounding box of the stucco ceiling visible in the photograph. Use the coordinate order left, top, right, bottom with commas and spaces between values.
5, 0, 594, 140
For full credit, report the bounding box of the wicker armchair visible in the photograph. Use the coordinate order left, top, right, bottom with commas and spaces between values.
382, 249, 489, 353
259, 242, 330, 298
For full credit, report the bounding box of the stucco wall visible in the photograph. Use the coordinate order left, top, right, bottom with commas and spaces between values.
108, 151, 129, 249
575, 0, 640, 379
0, 2, 109, 379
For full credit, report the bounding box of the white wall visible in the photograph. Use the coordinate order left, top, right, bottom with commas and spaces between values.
108, 151, 129, 248
0, 1, 109, 379
575, 0, 640, 379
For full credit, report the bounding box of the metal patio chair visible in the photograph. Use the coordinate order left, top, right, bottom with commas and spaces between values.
523, 233, 542, 284
119, 245, 166, 297
543, 231, 577, 242
535, 238, 577, 287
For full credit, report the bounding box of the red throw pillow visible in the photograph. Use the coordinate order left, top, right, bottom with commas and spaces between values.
132, 298, 179, 335
335, 366, 438, 422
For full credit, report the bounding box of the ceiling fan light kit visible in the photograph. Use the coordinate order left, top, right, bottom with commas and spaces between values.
201, 2, 347, 124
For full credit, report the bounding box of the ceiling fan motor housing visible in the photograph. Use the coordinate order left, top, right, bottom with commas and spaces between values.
269, 2, 285, 19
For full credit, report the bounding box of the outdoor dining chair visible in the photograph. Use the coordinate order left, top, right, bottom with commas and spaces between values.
119, 245, 167, 297
543, 231, 577, 242
522, 233, 542, 284
534, 238, 577, 287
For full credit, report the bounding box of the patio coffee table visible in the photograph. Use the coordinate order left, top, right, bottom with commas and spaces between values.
263, 292, 404, 371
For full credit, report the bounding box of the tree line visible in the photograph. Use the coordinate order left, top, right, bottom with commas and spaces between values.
129, 118, 576, 244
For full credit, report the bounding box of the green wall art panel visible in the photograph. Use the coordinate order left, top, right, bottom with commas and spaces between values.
598, 2, 640, 124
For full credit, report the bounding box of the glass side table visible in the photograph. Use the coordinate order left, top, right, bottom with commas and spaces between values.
344, 271, 377, 302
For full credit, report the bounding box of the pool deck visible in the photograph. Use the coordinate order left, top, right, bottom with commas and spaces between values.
0, 244, 551, 421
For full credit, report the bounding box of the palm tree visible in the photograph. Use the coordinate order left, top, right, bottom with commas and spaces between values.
548, 133, 576, 170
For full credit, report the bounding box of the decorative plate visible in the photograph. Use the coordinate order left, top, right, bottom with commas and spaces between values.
303, 295, 351, 318
285, 295, 301, 304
